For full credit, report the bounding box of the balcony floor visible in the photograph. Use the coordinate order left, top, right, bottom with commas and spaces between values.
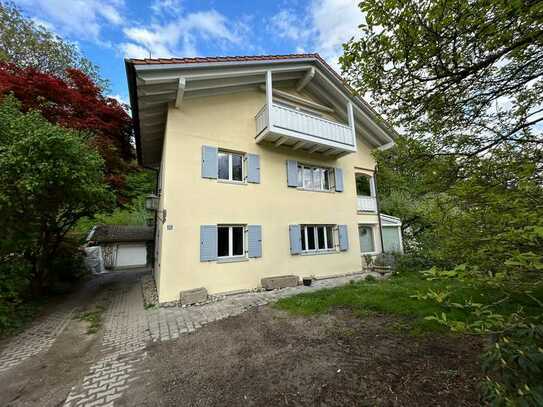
257, 128, 356, 157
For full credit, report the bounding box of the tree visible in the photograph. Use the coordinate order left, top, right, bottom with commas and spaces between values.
0, 96, 115, 294
341, 2, 543, 403
341, 0, 543, 162
0, 62, 134, 197
0, 1, 106, 88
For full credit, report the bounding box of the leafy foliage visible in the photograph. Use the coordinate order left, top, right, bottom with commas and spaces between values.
0, 62, 134, 197
0, 95, 115, 295
341, 0, 543, 161
341, 1, 543, 404
0, 1, 106, 88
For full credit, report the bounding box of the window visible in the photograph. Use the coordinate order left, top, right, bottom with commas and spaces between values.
218, 225, 245, 258
218, 151, 243, 182
301, 225, 335, 252
297, 164, 334, 191
382, 226, 402, 253
359, 225, 375, 253
356, 174, 373, 196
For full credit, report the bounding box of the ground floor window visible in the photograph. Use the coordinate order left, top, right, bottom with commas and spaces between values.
382, 226, 402, 253
218, 225, 245, 258
359, 225, 375, 254
218, 150, 244, 182
301, 225, 334, 252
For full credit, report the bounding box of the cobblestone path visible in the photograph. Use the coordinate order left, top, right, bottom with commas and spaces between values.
64, 274, 149, 407
0, 307, 76, 374
1, 270, 367, 406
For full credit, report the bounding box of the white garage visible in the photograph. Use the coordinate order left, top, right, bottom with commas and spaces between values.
115, 243, 148, 268
87, 225, 154, 270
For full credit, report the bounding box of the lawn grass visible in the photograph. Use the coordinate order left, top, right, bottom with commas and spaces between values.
275, 272, 543, 334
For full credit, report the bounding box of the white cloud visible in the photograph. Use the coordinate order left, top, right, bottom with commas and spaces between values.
151, 0, 183, 17
269, 0, 363, 73
15, 0, 125, 44
108, 93, 128, 105
269, 10, 311, 42
120, 10, 244, 59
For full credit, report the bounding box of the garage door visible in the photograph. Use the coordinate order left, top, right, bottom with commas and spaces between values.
115, 243, 147, 268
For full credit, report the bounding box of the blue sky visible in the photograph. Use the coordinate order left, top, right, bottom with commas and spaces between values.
13, 0, 363, 106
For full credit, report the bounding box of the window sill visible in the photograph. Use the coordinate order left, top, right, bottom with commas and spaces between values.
217, 256, 249, 264
296, 187, 334, 194
217, 179, 247, 186
361, 252, 379, 256
301, 250, 338, 256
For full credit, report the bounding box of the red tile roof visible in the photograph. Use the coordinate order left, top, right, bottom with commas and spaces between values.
127, 53, 323, 66
126, 53, 347, 88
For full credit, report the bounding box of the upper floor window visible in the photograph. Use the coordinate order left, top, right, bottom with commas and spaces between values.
356, 174, 374, 196
218, 150, 243, 182
297, 164, 334, 191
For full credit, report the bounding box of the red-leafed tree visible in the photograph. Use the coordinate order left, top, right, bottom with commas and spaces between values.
0, 62, 134, 197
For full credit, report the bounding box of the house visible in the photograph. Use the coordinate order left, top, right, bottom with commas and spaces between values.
87, 225, 154, 269
125, 53, 403, 303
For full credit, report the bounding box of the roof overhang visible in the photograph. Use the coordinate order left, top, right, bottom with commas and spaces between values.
125, 54, 397, 167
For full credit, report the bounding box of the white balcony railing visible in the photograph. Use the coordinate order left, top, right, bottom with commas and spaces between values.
272, 104, 354, 146
357, 196, 377, 212
255, 103, 356, 153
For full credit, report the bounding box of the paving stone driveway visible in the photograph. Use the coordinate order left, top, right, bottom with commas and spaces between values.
1, 270, 366, 407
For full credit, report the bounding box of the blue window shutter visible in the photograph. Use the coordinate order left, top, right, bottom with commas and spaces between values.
335, 168, 344, 192
286, 160, 299, 187
289, 224, 302, 254
338, 224, 349, 251
247, 225, 262, 257
201, 145, 218, 179
246, 154, 260, 183
200, 225, 217, 261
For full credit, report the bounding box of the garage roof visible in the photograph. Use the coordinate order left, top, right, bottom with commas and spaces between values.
88, 225, 154, 243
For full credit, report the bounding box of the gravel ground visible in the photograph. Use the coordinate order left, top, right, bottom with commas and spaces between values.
120, 307, 483, 407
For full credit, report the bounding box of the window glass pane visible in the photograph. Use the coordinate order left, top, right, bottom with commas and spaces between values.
359, 226, 375, 253
303, 167, 312, 189
326, 226, 334, 249
356, 175, 372, 196
218, 226, 229, 257
383, 227, 401, 253
323, 169, 330, 190
307, 226, 316, 250
313, 168, 322, 190
301, 226, 307, 251
297, 166, 303, 187
232, 226, 244, 256
218, 152, 229, 180
317, 226, 326, 249
231, 154, 243, 181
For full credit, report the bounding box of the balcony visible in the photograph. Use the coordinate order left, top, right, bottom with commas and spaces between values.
357, 196, 377, 212
255, 103, 357, 156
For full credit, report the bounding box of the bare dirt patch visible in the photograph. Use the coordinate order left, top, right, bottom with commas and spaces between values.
121, 307, 483, 407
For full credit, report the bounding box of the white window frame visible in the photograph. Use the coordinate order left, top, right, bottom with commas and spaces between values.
355, 173, 376, 197
218, 150, 245, 182
301, 225, 336, 253
297, 164, 334, 191
359, 224, 378, 255
217, 224, 246, 258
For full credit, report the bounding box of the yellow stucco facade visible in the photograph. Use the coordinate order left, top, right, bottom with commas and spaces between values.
154, 89, 381, 303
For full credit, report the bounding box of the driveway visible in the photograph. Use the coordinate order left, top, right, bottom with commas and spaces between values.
0, 270, 369, 407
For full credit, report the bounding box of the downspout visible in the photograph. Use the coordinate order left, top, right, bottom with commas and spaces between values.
374, 165, 385, 254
